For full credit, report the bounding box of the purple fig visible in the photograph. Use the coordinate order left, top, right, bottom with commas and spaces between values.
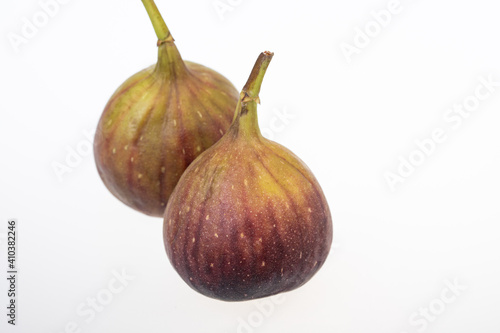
94, 0, 238, 216
164, 52, 333, 301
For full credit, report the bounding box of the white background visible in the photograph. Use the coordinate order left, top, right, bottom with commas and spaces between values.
1, 0, 500, 332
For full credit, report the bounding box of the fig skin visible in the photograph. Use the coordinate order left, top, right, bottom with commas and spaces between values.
94, 1, 238, 217
163, 52, 333, 301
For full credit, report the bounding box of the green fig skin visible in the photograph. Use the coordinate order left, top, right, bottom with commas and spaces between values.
94, 24, 238, 217
163, 52, 333, 301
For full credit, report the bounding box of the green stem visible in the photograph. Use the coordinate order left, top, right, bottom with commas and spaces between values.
141, 0, 186, 76
231, 52, 274, 138
242, 51, 274, 101
141, 0, 172, 42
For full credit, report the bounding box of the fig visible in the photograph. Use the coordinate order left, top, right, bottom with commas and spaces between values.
163, 52, 333, 301
94, 0, 238, 216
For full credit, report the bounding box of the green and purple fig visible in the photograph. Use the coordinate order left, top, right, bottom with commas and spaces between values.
163, 52, 333, 301
94, 0, 238, 217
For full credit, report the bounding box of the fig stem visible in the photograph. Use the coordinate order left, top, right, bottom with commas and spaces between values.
231, 52, 274, 137
242, 51, 274, 101
141, 0, 173, 43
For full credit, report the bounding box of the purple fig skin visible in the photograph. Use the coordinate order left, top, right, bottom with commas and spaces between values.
94, 36, 238, 217
163, 52, 333, 301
